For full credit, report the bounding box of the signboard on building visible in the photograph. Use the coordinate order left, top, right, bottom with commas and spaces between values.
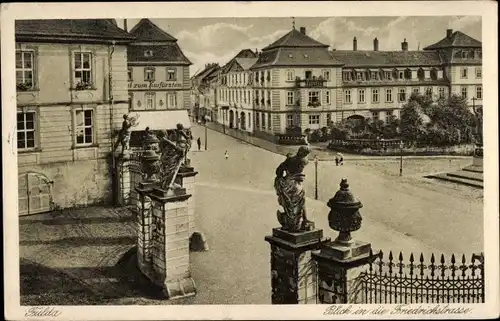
128, 81, 183, 89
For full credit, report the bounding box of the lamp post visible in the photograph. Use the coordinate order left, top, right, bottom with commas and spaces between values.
399, 140, 404, 176
314, 155, 319, 200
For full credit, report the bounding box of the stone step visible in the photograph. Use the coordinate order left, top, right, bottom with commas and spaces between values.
426, 173, 483, 189
463, 165, 484, 174
447, 170, 484, 182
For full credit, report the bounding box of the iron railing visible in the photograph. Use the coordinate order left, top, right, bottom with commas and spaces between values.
350, 250, 485, 304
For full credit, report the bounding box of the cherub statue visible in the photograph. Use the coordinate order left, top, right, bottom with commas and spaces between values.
274, 146, 314, 232
115, 113, 140, 154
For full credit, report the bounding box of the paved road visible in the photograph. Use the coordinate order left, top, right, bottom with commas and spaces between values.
189, 125, 483, 256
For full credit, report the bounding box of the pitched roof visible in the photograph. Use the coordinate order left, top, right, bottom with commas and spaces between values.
15, 19, 135, 43
235, 57, 258, 70
127, 43, 191, 65
193, 64, 220, 81
423, 31, 482, 50
234, 49, 258, 58
263, 28, 328, 50
251, 47, 343, 69
129, 18, 177, 42
329, 50, 442, 68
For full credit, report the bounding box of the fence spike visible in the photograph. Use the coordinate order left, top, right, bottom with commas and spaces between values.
440, 253, 445, 264
389, 251, 393, 261
410, 253, 414, 262
451, 254, 456, 264
430, 253, 435, 263
399, 251, 403, 261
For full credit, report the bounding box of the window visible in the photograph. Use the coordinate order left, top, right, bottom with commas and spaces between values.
255, 112, 260, 127
146, 92, 156, 109
413, 87, 420, 94
244, 91, 247, 103
167, 69, 177, 81
324, 90, 331, 104
127, 68, 133, 81
144, 50, 154, 57
370, 71, 378, 80
268, 113, 271, 129
398, 71, 404, 79
267, 90, 271, 104
305, 70, 312, 80
372, 111, 379, 121
75, 109, 94, 145
309, 114, 319, 128
461, 67, 468, 79
16, 50, 34, 89
384, 71, 392, 80
343, 71, 352, 81
262, 113, 266, 129
267, 71, 271, 82
476, 86, 482, 99
461, 86, 468, 99
475, 68, 482, 79
168, 93, 177, 108
287, 114, 294, 127
326, 113, 331, 125
439, 87, 445, 98
323, 70, 330, 81
344, 89, 352, 103
144, 67, 155, 81
385, 110, 393, 118
425, 87, 433, 98
17, 111, 36, 149
385, 89, 393, 102
356, 72, 363, 81
372, 88, 379, 103
286, 70, 294, 81
358, 89, 365, 103
74, 52, 92, 86
398, 88, 406, 102
461, 51, 467, 59
287, 91, 294, 105
308, 91, 320, 105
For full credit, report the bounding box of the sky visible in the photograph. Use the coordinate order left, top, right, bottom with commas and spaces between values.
117, 16, 481, 77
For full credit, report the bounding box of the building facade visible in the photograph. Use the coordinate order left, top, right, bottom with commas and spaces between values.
127, 19, 192, 134
15, 19, 135, 215
249, 27, 343, 139
190, 63, 220, 122
330, 29, 482, 123
210, 27, 481, 144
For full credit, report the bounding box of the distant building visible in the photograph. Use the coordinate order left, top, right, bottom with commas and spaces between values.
190, 63, 220, 121
249, 27, 343, 139
330, 29, 482, 122
126, 18, 192, 142
218, 51, 259, 132
15, 19, 135, 214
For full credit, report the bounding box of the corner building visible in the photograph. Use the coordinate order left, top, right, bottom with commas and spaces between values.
127, 19, 192, 134
15, 20, 135, 214
249, 27, 343, 139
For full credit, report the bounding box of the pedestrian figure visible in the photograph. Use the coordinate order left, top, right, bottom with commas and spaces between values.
337, 152, 344, 166
197, 137, 201, 151
224, 150, 229, 160
335, 156, 339, 166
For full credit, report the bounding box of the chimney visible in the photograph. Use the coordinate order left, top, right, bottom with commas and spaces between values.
123, 19, 128, 32
446, 29, 453, 38
373, 37, 379, 51
353, 37, 357, 51
401, 38, 408, 51
300, 27, 306, 35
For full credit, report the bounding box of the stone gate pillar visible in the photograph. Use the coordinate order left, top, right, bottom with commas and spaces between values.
148, 188, 196, 299
265, 228, 323, 304
312, 179, 378, 304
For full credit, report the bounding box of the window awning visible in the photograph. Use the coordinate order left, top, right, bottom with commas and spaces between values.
132, 110, 191, 131
369, 69, 380, 72
354, 69, 366, 72
382, 68, 393, 72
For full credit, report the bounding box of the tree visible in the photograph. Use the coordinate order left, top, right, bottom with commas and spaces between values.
399, 99, 424, 143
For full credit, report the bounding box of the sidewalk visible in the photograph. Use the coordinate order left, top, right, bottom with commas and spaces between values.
202, 122, 471, 161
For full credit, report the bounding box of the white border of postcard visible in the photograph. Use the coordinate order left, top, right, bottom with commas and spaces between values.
2, 1, 499, 320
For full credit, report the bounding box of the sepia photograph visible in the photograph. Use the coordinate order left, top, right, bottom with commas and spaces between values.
2, 1, 498, 320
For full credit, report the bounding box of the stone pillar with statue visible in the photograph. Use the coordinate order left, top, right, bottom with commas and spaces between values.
472, 105, 483, 169
265, 146, 325, 304
312, 179, 378, 304
135, 124, 197, 300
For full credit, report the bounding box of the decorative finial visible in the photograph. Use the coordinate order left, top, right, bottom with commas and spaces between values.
292, 17, 295, 30
340, 178, 349, 190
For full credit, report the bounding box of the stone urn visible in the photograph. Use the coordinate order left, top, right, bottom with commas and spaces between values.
326, 179, 363, 245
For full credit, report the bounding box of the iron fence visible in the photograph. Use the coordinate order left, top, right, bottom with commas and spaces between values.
351, 250, 485, 304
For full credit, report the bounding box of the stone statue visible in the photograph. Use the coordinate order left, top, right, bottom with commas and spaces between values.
157, 123, 191, 191
115, 113, 139, 154
274, 146, 314, 232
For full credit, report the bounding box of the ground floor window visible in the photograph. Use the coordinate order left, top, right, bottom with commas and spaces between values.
308, 114, 320, 129
17, 111, 37, 150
